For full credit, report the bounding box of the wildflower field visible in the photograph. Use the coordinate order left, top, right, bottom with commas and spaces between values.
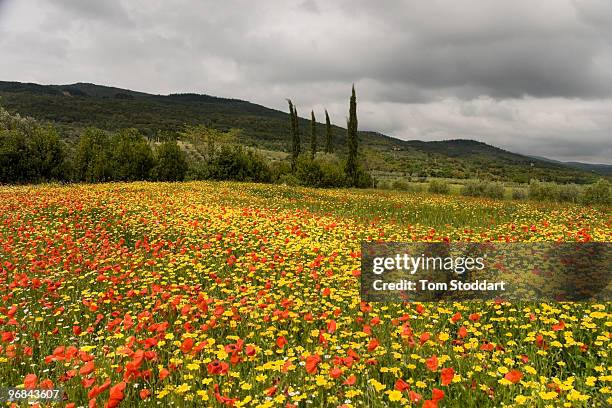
0, 181, 610, 407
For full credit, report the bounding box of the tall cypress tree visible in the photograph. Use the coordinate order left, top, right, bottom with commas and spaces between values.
324, 109, 333, 153
293, 106, 301, 165
310, 110, 317, 160
345, 85, 358, 186
287, 99, 300, 172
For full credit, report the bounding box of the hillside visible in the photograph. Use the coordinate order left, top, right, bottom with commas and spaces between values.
0, 80, 603, 183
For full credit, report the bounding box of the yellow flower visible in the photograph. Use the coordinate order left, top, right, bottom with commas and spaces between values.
175, 383, 191, 394
315, 375, 328, 387
539, 391, 558, 400
369, 379, 385, 392
515, 395, 528, 404
387, 390, 403, 402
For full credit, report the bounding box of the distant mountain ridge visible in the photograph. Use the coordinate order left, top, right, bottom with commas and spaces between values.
529, 155, 612, 176
0, 80, 606, 183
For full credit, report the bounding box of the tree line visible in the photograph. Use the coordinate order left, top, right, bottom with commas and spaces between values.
0, 105, 190, 183
0, 86, 373, 187
286, 86, 372, 188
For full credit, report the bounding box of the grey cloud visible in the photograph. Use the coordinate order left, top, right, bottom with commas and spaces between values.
0, 0, 610, 163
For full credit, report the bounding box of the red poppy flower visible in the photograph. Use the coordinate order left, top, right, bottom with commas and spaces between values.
159, 368, 170, 380
327, 320, 337, 333
106, 381, 126, 408
440, 367, 455, 386
329, 367, 342, 379
552, 320, 565, 331
207, 360, 229, 375
343, 374, 356, 385
394, 378, 410, 392
504, 370, 522, 384
24, 374, 37, 390
180, 338, 194, 353
409, 391, 422, 403
80, 361, 95, 376
426, 355, 439, 371
432, 388, 445, 401
276, 336, 288, 349
305, 354, 321, 374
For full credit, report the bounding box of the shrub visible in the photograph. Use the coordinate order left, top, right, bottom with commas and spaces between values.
391, 179, 409, 191
277, 173, 300, 186
528, 180, 560, 201
206, 145, 272, 183
73, 128, 114, 182
354, 167, 376, 189
319, 157, 348, 187
461, 180, 486, 197
0, 130, 32, 183
270, 161, 292, 183
558, 183, 581, 203
484, 182, 505, 199
511, 188, 527, 200
583, 179, 611, 205
153, 140, 188, 181
0, 113, 66, 184
295, 156, 347, 188
377, 180, 392, 190
461, 180, 505, 199
111, 128, 155, 181
428, 180, 450, 194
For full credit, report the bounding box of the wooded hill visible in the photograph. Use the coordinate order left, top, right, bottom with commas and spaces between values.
0, 80, 605, 183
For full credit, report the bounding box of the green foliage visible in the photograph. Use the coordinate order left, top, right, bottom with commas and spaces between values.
461, 180, 505, 199
325, 110, 333, 153
310, 110, 317, 160
277, 173, 300, 186
461, 180, 487, 197
345, 86, 359, 186
391, 179, 409, 191
1, 82, 606, 183
484, 182, 505, 199
73, 128, 113, 182
110, 128, 155, 181
558, 183, 581, 203
528, 180, 560, 201
428, 180, 450, 194
0, 130, 32, 183
29, 126, 66, 180
269, 161, 291, 183
287, 100, 300, 172
582, 179, 611, 205
295, 155, 346, 188
0, 105, 66, 183
153, 140, 188, 181
511, 188, 527, 200
204, 145, 271, 183
181, 125, 238, 161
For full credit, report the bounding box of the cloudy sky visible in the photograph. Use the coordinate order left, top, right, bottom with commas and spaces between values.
1, 0, 611, 163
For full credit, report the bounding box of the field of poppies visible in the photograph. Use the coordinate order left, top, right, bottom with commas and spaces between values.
0, 181, 610, 407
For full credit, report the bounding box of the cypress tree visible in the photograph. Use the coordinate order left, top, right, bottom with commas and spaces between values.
345, 85, 358, 186
325, 109, 333, 153
293, 106, 301, 167
287, 99, 300, 172
310, 110, 317, 160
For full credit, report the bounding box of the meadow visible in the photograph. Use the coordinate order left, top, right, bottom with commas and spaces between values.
0, 181, 610, 407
